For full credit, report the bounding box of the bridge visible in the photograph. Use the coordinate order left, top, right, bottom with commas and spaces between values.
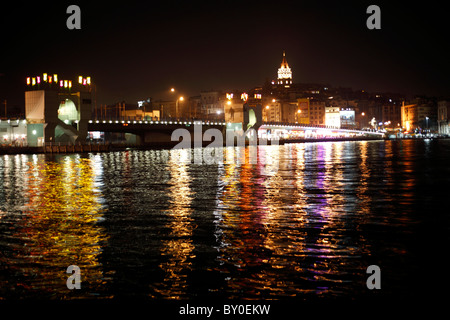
23, 83, 383, 147
86, 116, 384, 145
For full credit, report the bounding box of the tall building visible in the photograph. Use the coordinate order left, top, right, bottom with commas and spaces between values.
25, 73, 93, 146
401, 102, 418, 131
401, 98, 437, 132
297, 98, 309, 124
309, 100, 326, 126
438, 100, 450, 134
277, 51, 292, 88
262, 98, 281, 122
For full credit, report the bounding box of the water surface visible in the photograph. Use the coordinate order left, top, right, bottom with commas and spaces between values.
1, 139, 449, 302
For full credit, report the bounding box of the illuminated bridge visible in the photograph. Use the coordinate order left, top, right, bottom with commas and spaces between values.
86, 117, 384, 145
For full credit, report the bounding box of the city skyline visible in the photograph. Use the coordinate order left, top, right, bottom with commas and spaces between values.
1, 1, 450, 110
1, 1, 450, 313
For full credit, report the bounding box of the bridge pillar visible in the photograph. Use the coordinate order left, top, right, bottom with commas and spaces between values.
243, 103, 263, 132
225, 102, 263, 133
25, 76, 93, 146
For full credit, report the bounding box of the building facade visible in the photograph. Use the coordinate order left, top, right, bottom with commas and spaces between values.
309, 100, 325, 126
438, 100, 450, 135
325, 106, 340, 128
262, 98, 282, 122
25, 73, 93, 146
401, 99, 437, 132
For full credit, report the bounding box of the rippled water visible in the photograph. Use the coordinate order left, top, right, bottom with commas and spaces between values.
1, 139, 449, 302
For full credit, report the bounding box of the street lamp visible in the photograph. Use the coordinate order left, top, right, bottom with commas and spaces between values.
425, 116, 429, 134
176, 96, 184, 119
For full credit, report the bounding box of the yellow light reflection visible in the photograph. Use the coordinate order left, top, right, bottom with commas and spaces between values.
12, 156, 108, 298
153, 149, 195, 299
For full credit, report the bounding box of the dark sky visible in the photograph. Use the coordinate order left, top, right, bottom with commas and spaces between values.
1, 0, 449, 108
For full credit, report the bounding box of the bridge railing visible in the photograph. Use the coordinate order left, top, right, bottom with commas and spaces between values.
91, 115, 225, 123
261, 121, 380, 132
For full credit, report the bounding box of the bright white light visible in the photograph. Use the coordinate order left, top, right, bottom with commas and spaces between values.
32, 130, 37, 135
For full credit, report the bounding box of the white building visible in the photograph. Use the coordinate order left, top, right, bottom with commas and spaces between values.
325, 106, 340, 128
0, 119, 27, 146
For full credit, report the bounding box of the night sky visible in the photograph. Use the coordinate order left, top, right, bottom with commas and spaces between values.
1, 0, 449, 109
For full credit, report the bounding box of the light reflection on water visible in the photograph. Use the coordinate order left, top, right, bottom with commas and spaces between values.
1, 139, 449, 300
0, 154, 108, 299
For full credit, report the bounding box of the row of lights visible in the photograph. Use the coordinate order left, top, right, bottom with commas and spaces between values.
26, 73, 91, 88
258, 122, 383, 134
0, 119, 27, 124
3, 134, 26, 140
88, 120, 227, 126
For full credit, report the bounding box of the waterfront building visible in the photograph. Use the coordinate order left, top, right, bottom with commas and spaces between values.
296, 98, 310, 124
280, 101, 298, 122
200, 91, 221, 116
188, 95, 202, 119
401, 98, 437, 132
401, 102, 418, 131
262, 98, 282, 122
120, 103, 159, 120
309, 100, 326, 126
152, 99, 177, 118
438, 100, 450, 135
0, 119, 27, 146
325, 106, 340, 128
381, 104, 402, 128
25, 73, 93, 146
